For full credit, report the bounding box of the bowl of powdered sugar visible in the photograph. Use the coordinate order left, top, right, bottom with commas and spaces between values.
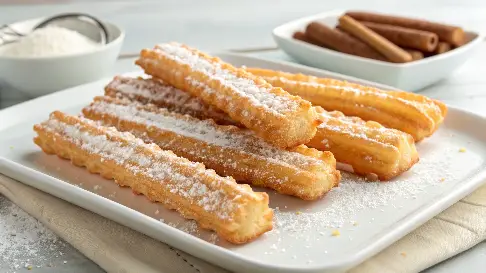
0, 16, 124, 96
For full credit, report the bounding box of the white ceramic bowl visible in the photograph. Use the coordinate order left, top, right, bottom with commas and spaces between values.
273, 10, 484, 91
0, 17, 124, 97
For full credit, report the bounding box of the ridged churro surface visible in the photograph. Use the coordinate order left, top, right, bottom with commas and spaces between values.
311, 107, 419, 180
246, 68, 447, 141
33, 111, 273, 244
105, 76, 238, 126
107, 76, 419, 180
82, 96, 340, 200
136, 42, 320, 148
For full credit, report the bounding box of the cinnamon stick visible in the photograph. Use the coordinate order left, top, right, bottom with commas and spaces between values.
404, 49, 424, 60
359, 21, 438, 52
345, 11, 465, 46
305, 22, 386, 61
435, 42, 451, 54
338, 15, 412, 63
293, 31, 331, 49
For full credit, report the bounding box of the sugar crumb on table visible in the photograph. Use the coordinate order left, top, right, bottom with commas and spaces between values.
0, 197, 67, 270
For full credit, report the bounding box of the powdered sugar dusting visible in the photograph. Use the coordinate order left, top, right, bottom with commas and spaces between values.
106, 76, 234, 125
112, 78, 189, 104
318, 110, 401, 147
39, 114, 243, 220
168, 220, 200, 236
0, 197, 67, 270
85, 100, 322, 170
270, 136, 483, 239
264, 76, 441, 117
153, 43, 299, 114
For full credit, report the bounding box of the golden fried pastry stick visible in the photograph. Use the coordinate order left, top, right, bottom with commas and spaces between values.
310, 107, 419, 180
106, 76, 419, 180
82, 96, 340, 200
105, 76, 238, 126
33, 111, 273, 244
246, 68, 447, 141
136, 42, 320, 148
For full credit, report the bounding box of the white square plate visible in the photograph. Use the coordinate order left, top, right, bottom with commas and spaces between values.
273, 10, 484, 91
1, 54, 486, 273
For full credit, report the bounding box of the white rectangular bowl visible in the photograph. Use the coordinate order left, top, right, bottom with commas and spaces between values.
1, 54, 486, 273
273, 10, 484, 91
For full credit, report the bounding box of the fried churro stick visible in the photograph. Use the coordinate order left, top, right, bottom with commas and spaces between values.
33, 111, 273, 244
338, 15, 412, 63
345, 11, 465, 46
246, 68, 447, 141
310, 107, 418, 180
136, 42, 320, 148
359, 21, 439, 52
105, 76, 238, 126
82, 96, 340, 200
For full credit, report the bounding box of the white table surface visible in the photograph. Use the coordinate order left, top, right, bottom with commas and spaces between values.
1, 1, 486, 272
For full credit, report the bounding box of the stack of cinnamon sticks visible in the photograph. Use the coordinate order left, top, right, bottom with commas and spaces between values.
294, 11, 466, 63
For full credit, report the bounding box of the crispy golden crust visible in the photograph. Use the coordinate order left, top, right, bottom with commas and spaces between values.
33, 111, 273, 244
246, 68, 447, 141
135, 42, 320, 148
111, 76, 418, 180
105, 76, 239, 126
82, 96, 340, 200
310, 107, 419, 180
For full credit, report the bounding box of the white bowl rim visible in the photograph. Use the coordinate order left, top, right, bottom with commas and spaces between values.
0, 16, 125, 60
273, 9, 485, 68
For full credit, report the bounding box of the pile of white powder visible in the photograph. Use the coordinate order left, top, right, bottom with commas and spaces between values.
0, 26, 100, 57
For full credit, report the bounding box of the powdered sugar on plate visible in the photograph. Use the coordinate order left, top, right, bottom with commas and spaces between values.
263, 131, 484, 253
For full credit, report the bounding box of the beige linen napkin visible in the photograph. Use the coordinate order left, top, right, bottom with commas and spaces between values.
1, 173, 485, 273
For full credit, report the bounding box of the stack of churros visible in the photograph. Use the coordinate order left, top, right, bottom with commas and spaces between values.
103, 75, 418, 180
33, 42, 447, 244
82, 96, 340, 200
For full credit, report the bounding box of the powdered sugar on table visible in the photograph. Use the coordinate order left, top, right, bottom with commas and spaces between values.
0, 196, 67, 271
